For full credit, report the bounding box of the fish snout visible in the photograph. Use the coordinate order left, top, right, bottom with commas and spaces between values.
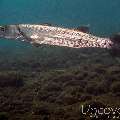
0, 26, 6, 38
0, 25, 21, 39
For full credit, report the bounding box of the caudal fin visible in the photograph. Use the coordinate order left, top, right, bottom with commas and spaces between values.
109, 33, 120, 57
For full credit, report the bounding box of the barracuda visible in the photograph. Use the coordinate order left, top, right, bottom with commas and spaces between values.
0, 24, 120, 55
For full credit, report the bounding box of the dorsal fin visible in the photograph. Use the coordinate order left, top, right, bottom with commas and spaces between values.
74, 25, 90, 33
42, 23, 52, 26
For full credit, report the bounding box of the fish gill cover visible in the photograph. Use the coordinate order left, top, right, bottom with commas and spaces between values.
0, 0, 120, 120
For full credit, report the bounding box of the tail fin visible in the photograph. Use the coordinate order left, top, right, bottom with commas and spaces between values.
109, 33, 120, 57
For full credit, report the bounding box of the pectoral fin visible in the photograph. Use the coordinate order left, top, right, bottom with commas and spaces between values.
31, 42, 41, 47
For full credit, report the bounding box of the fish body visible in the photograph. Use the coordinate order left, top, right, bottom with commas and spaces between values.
0, 24, 119, 53
19, 24, 113, 49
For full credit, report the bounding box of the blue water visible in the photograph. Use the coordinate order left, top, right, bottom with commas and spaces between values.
0, 0, 120, 36
0, 0, 120, 51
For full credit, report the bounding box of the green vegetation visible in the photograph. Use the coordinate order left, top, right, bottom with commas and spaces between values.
0, 46, 119, 119
0, 71, 24, 87
0, 64, 119, 120
0, 112, 8, 120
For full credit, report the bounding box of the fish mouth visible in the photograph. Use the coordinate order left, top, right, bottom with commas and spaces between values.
0, 25, 22, 39
0, 26, 5, 38
0, 25, 7, 31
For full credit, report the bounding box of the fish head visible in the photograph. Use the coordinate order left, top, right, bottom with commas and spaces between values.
0, 25, 21, 39
0, 25, 7, 38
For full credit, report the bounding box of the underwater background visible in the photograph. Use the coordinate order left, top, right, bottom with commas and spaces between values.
0, 0, 120, 61
0, 0, 120, 120
0, 0, 120, 36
